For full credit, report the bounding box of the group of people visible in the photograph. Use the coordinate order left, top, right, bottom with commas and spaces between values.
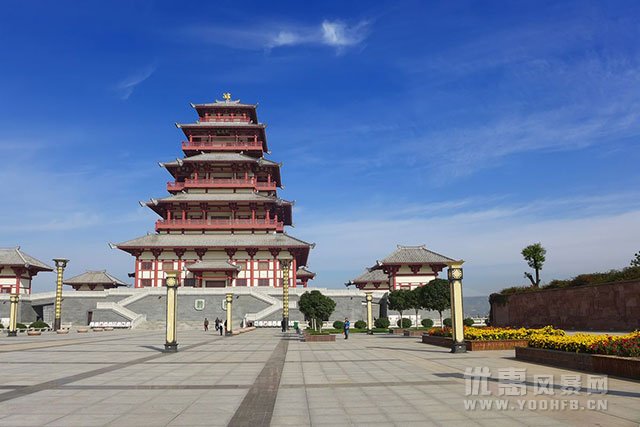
203, 317, 225, 335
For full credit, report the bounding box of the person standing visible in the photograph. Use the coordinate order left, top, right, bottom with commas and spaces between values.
204, 317, 209, 332
214, 317, 220, 332
344, 317, 350, 340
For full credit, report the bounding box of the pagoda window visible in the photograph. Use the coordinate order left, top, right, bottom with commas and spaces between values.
235, 279, 247, 287
141, 279, 152, 287
257, 278, 269, 286
162, 261, 176, 271
140, 261, 153, 270
258, 261, 269, 271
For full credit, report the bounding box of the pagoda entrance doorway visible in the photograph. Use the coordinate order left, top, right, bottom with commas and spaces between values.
205, 280, 226, 288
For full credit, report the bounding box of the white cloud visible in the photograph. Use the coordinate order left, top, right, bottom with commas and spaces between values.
190, 19, 371, 53
114, 65, 156, 100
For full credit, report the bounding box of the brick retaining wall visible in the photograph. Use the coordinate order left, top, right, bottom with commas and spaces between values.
490, 280, 640, 331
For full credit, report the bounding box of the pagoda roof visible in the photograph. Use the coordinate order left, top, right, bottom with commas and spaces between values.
187, 260, 240, 272
160, 153, 280, 168
147, 192, 292, 206
373, 245, 457, 267
176, 121, 265, 129
353, 269, 388, 283
63, 270, 128, 287
114, 233, 314, 264
0, 247, 53, 272
296, 266, 316, 279
190, 99, 257, 109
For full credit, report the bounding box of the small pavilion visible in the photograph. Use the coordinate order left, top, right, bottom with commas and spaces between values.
63, 270, 128, 291
0, 247, 53, 294
295, 266, 316, 287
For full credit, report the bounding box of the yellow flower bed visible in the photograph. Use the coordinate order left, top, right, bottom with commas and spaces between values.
463, 325, 565, 341
428, 325, 565, 340
529, 331, 640, 356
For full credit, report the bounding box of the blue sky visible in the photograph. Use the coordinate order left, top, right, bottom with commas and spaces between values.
1, 1, 640, 295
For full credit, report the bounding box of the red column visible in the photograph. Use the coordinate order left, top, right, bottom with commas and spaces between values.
134, 257, 140, 288
154, 259, 159, 287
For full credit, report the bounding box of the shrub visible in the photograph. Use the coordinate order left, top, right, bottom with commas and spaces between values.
397, 318, 412, 328
443, 318, 452, 327
354, 320, 367, 329
0, 323, 4, 329
463, 318, 475, 327
16, 323, 27, 329
29, 321, 50, 329
332, 320, 344, 330
374, 317, 390, 329
421, 318, 434, 328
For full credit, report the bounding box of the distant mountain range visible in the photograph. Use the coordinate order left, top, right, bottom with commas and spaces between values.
464, 296, 490, 317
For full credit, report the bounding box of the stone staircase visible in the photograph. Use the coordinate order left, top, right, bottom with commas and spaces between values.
244, 290, 282, 322
95, 301, 147, 328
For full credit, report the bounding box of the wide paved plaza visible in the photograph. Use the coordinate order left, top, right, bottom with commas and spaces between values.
0, 329, 638, 426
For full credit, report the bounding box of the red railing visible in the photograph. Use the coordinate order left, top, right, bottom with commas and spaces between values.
166, 178, 276, 192
199, 115, 251, 123
156, 218, 284, 232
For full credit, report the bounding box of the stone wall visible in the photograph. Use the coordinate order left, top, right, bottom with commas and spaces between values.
490, 280, 640, 331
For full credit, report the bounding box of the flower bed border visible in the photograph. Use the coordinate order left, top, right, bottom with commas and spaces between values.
403, 330, 427, 337
421, 334, 529, 351
515, 347, 640, 380
303, 332, 336, 342
390, 328, 407, 335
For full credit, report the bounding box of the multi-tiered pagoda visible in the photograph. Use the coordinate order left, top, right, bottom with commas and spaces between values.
115, 94, 314, 289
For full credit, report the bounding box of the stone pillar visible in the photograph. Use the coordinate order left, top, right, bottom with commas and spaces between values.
52, 258, 69, 331
281, 259, 291, 331
448, 262, 466, 353
8, 293, 19, 337
366, 292, 373, 334
225, 293, 233, 335
164, 272, 178, 352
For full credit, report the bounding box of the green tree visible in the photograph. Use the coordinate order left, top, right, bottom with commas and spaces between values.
522, 243, 546, 287
409, 287, 423, 329
298, 290, 336, 332
420, 279, 451, 327
631, 251, 640, 267
388, 289, 414, 328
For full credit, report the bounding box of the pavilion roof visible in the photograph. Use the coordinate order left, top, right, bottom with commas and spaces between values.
147, 192, 292, 206
375, 245, 457, 266
190, 99, 257, 109
176, 121, 265, 129
0, 247, 53, 272
187, 260, 240, 272
114, 233, 314, 264
353, 269, 388, 283
63, 270, 128, 287
296, 266, 316, 278
160, 153, 279, 168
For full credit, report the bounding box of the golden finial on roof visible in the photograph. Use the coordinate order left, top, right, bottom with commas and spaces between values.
223, 92, 231, 101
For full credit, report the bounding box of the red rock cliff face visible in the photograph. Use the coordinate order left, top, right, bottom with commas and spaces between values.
490, 280, 640, 331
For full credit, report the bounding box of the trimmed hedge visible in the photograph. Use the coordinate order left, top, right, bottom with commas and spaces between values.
29, 321, 50, 329
463, 318, 475, 327
443, 318, 452, 327
421, 318, 434, 328
397, 318, 412, 328
374, 317, 390, 329
333, 320, 344, 330
354, 320, 367, 329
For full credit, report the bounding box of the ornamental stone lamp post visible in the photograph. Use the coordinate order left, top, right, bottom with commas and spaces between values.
164, 271, 179, 352
52, 258, 69, 331
448, 261, 466, 353
7, 293, 19, 337
225, 293, 233, 336
280, 259, 291, 332
366, 292, 373, 334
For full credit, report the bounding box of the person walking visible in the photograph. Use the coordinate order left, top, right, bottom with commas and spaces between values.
214, 317, 220, 333
344, 317, 350, 340
204, 317, 209, 332
223, 320, 227, 336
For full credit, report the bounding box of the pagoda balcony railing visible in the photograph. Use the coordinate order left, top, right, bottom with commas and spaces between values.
166, 177, 276, 192
199, 116, 251, 123
155, 218, 284, 232
182, 136, 262, 151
